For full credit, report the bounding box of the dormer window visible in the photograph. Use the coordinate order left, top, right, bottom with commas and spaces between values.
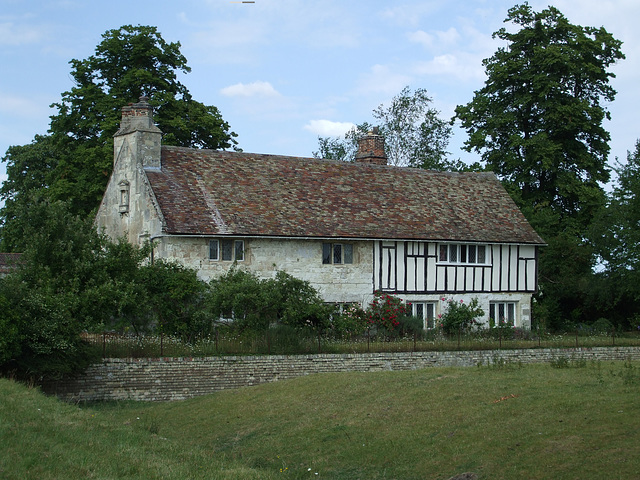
118, 180, 130, 213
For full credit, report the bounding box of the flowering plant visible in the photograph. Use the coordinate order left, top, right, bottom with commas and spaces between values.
439, 297, 484, 335
366, 291, 412, 333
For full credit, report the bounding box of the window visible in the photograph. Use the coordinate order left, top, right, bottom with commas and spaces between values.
439, 244, 486, 264
322, 243, 353, 264
209, 239, 244, 261
118, 180, 130, 213
411, 302, 436, 329
490, 302, 516, 326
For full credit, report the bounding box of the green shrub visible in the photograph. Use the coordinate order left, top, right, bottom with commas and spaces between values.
366, 292, 412, 336
329, 304, 368, 339
439, 297, 484, 335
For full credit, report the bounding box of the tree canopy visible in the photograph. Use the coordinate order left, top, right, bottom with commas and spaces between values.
455, 4, 624, 235
314, 86, 464, 170
0, 25, 237, 251
454, 3, 624, 329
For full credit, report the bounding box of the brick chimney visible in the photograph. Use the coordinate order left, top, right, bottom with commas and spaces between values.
355, 127, 387, 165
113, 96, 162, 169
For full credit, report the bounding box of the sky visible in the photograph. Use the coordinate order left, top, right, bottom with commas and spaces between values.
1, 0, 639, 201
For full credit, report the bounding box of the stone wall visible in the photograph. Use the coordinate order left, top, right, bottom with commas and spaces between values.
42, 347, 640, 402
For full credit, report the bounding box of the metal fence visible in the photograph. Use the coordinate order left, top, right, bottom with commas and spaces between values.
82, 329, 640, 358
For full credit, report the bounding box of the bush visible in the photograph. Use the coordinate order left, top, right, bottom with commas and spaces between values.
366, 292, 412, 337
329, 304, 368, 339
439, 297, 484, 335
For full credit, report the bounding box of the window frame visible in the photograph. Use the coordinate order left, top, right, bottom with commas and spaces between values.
209, 239, 245, 262
410, 301, 437, 329
489, 301, 517, 326
322, 243, 354, 265
438, 243, 487, 265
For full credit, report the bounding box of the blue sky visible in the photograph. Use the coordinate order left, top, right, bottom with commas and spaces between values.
1, 0, 639, 198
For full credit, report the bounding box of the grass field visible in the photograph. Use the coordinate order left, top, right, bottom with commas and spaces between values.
2, 359, 639, 479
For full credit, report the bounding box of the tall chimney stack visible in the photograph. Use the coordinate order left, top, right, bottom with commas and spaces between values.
113, 96, 162, 169
355, 127, 387, 165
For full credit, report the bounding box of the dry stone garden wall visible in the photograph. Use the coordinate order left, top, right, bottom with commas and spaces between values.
42, 347, 640, 402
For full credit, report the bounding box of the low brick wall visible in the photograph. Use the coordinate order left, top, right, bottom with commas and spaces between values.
42, 346, 640, 402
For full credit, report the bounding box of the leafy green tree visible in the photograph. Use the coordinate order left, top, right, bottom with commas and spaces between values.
140, 260, 210, 340
0, 136, 59, 251
0, 25, 237, 251
455, 3, 624, 234
0, 198, 106, 378
454, 4, 624, 329
315, 86, 463, 170
268, 270, 332, 333
207, 268, 276, 331
592, 141, 640, 275
589, 141, 640, 327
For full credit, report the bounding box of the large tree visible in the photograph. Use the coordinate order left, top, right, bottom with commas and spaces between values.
315, 86, 463, 170
455, 4, 624, 234
589, 140, 640, 326
0, 25, 237, 251
454, 4, 624, 329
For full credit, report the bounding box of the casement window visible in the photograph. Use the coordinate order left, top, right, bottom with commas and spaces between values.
438, 244, 486, 264
322, 243, 353, 264
210, 239, 245, 261
411, 302, 437, 329
490, 301, 516, 325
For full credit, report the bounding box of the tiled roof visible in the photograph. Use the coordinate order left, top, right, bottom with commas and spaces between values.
145, 147, 545, 245
0, 253, 22, 274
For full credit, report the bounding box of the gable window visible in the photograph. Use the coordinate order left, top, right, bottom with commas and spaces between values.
118, 180, 130, 213
490, 301, 516, 326
439, 244, 486, 264
210, 239, 244, 261
322, 243, 353, 264
411, 302, 436, 329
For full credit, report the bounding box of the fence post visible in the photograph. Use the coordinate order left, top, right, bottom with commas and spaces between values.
575, 328, 579, 348
457, 326, 461, 350
367, 328, 370, 353
499, 327, 502, 349
160, 332, 164, 357
102, 331, 106, 358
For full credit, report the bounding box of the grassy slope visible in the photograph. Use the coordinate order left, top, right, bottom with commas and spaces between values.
1, 361, 639, 479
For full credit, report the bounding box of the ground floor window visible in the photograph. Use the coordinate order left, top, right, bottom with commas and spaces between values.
490, 301, 517, 326
411, 302, 437, 329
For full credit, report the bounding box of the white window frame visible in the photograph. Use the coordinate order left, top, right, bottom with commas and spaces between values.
489, 301, 517, 326
438, 243, 487, 265
410, 301, 437, 329
209, 239, 245, 262
322, 243, 354, 265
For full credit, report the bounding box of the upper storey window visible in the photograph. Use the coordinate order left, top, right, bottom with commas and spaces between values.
438, 244, 486, 264
210, 239, 244, 261
322, 243, 353, 264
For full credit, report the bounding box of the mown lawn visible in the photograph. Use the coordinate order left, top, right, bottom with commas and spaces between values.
1, 359, 639, 479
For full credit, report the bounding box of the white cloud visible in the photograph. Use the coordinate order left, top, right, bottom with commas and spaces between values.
413, 53, 486, 83
379, 2, 440, 28
303, 120, 355, 137
220, 81, 281, 98
0, 22, 43, 46
356, 64, 413, 95
408, 27, 460, 49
